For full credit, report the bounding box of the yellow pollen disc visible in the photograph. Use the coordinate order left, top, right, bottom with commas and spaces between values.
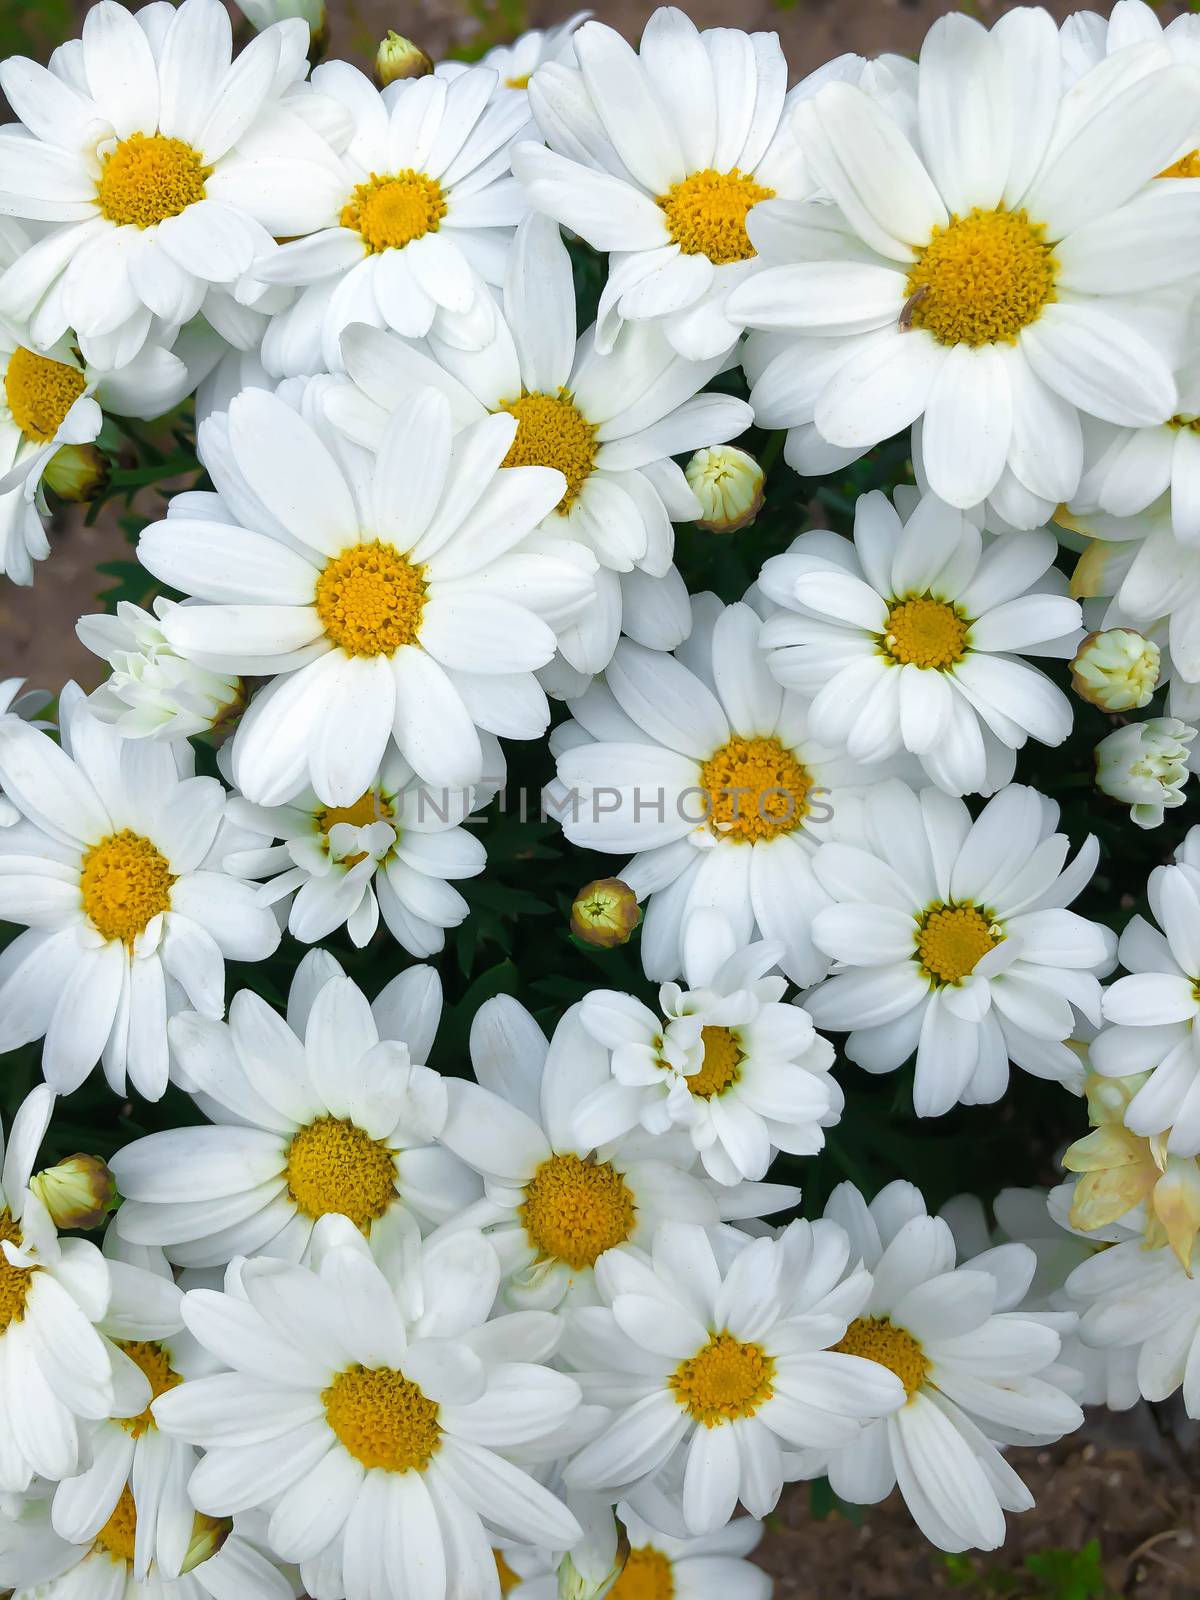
916, 903, 1001, 986
833, 1315, 929, 1401
0, 1210, 33, 1333
505, 73, 531, 89
93, 1486, 137, 1565
341, 171, 447, 254
1158, 149, 1200, 179
658, 168, 774, 265
520, 1153, 636, 1271
904, 207, 1056, 348
4, 346, 87, 443
117, 1340, 182, 1438
97, 133, 209, 228
317, 789, 395, 868
315, 541, 427, 657
698, 735, 811, 843
1169, 414, 1200, 433
882, 596, 969, 670
286, 1116, 397, 1228
610, 1547, 676, 1600
494, 1550, 521, 1594
670, 1330, 775, 1426
687, 1026, 743, 1099
80, 830, 175, 947
323, 1365, 440, 1471
496, 391, 598, 513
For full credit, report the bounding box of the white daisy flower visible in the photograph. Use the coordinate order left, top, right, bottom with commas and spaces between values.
512, 7, 816, 359
0, 0, 324, 368
136, 387, 593, 808
729, 9, 1200, 510
560, 1219, 905, 1535
0, 1085, 115, 1492
111, 951, 475, 1268
578, 908, 840, 1184
1091, 858, 1200, 1155
255, 57, 536, 372
804, 780, 1115, 1116
786, 1181, 1083, 1554
0, 678, 52, 827
546, 598, 911, 986
1059, 0, 1200, 90
222, 743, 494, 956
437, 995, 799, 1310
1095, 715, 1195, 828
326, 210, 752, 674
759, 488, 1083, 798
450, 13, 591, 96
0, 690, 279, 1099
153, 1212, 583, 1600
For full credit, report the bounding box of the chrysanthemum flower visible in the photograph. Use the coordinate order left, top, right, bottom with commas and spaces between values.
0, 691, 279, 1098
759, 489, 1082, 797
805, 781, 1115, 1116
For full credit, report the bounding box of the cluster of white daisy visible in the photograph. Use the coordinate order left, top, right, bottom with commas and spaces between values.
1, 0, 1199, 1592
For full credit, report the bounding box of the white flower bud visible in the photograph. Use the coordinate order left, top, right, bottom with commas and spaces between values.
376, 31, 433, 84
1095, 717, 1196, 828
30, 1153, 116, 1230
236, 0, 325, 33
1071, 628, 1160, 711
685, 445, 764, 533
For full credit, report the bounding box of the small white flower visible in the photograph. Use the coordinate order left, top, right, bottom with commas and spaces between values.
458, 12, 590, 95
685, 445, 765, 533
1095, 716, 1195, 828
1070, 628, 1161, 712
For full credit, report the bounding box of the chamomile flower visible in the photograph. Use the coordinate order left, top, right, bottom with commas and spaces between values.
154, 1213, 583, 1600
0, 690, 279, 1099
136, 387, 593, 808
578, 908, 840, 1183
111, 954, 475, 1268
787, 1181, 1083, 1554
326, 211, 752, 674
0, 1086, 115, 1492
759, 489, 1083, 798
560, 1220, 905, 1534
0, 0, 322, 368
437, 995, 799, 1309
804, 781, 1115, 1116
546, 599, 909, 986
729, 10, 1200, 510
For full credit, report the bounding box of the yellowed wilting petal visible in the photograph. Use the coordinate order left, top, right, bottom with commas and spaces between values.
1151, 1162, 1200, 1274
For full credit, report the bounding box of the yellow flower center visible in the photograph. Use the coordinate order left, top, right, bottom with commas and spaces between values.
93, 1486, 138, 1566
494, 1550, 522, 1594
697, 735, 811, 842
505, 73, 531, 89
882, 596, 969, 670
0, 1210, 33, 1333
496, 391, 598, 513
316, 790, 395, 868
1158, 149, 1200, 179
670, 1330, 775, 1426
833, 1316, 929, 1400
314, 541, 427, 657
79, 830, 175, 946
520, 1153, 636, 1271
341, 171, 447, 254
116, 1340, 182, 1438
686, 1026, 743, 1098
904, 207, 1057, 348
658, 168, 774, 265
323, 1365, 441, 1471
611, 1547, 676, 1600
96, 133, 209, 228
285, 1116, 397, 1228
4, 346, 87, 444
916, 903, 1001, 986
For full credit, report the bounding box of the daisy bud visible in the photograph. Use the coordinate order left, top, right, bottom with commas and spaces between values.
30, 1153, 116, 1230
237, 0, 326, 36
570, 878, 640, 947
376, 30, 434, 85
1071, 628, 1161, 711
685, 445, 765, 533
42, 441, 109, 502
558, 1550, 623, 1600
181, 1513, 233, 1574
1095, 717, 1196, 829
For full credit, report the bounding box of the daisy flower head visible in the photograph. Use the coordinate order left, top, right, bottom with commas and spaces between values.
0, 1085, 116, 1492
758, 488, 1083, 798
255, 55, 537, 374
786, 1181, 1083, 1553
1060, 0, 1200, 86
154, 1211, 583, 1600
546, 597, 911, 987
326, 209, 752, 675
0, 688, 279, 1100
111, 950, 475, 1267
437, 994, 800, 1310
136, 386, 591, 808
463, 13, 591, 96
560, 1218, 906, 1534
804, 780, 1116, 1117
0, 0, 323, 368
578, 907, 841, 1183
729, 8, 1200, 510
